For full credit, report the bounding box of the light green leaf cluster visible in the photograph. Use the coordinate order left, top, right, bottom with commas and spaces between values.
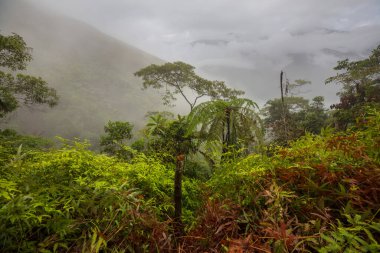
0, 135, 202, 252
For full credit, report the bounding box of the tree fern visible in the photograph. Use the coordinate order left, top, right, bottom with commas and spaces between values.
187, 98, 264, 158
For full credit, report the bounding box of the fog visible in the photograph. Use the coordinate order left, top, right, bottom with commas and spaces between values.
26, 0, 380, 105
0, 0, 164, 141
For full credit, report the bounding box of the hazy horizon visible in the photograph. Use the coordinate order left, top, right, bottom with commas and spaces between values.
23, 0, 380, 106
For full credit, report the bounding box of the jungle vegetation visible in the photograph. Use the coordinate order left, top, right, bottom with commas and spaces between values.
1, 33, 379, 252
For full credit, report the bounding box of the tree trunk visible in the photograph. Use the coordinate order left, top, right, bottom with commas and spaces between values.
222, 108, 231, 154
280, 71, 284, 104
174, 153, 185, 238
280, 71, 288, 144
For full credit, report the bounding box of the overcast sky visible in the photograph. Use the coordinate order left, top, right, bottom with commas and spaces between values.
27, 0, 380, 105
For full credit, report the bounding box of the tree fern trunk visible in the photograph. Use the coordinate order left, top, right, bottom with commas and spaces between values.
223, 108, 231, 154
174, 153, 185, 237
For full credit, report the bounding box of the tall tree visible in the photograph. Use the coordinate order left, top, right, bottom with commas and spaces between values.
279, 73, 312, 144
265, 75, 316, 146
135, 61, 244, 111
326, 44, 380, 129
166, 117, 194, 237
136, 61, 244, 238
0, 33, 58, 118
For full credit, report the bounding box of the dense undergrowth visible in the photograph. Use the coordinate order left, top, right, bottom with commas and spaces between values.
1, 109, 379, 252
0, 134, 201, 252
185, 108, 380, 252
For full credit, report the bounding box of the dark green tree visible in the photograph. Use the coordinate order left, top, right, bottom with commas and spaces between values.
0, 33, 58, 118
264, 74, 329, 145
135, 61, 244, 111
303, 96, 329, 134
263, 96, 307, 145
326, 44, 380, 129
143, 114, 194, 236
262, 96, 328, 145
100, 121, 133, 158
166, 117, 194, 237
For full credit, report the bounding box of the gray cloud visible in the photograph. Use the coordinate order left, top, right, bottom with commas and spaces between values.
26, 0, 380, 105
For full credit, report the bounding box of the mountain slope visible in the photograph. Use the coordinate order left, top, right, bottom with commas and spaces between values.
0, 0, 164, 142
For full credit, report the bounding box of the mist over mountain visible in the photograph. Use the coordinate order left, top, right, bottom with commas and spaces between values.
31, 0, 378, 109
189, 24, 380, 106
0, 0, 164, 143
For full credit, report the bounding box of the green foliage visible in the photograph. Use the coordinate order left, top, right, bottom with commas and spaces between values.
304, 96, 329, 134
0, 33, 58, 118
316, 214, 380, 252
184, 153, 212, 181
1, 101, 379, 253
99, 121, 133, 158
0, 137, 202, 252
183, 107, 380, 251
0, 33, 32, 70
134, 61, 244, 111
142, 114, 196, 158
263, 75, 330, 146
0, 129, 53, 167
263, 96, 329, 145
187, 98, 263, 162
145, 112, 171, 136
326, 44, 380, 129
2, 44, 380, 252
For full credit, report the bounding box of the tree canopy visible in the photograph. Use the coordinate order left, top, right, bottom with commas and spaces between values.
100, 121, 134, 157
0, 33, 58, 118
326, 44, 380, 129
134, 61, 244, 111
262, 96, 329, 145
187, 98, 263, 157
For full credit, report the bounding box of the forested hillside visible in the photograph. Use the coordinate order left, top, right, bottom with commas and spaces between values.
0, 0, 163, 142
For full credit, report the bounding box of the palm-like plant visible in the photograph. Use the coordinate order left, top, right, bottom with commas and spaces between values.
187, 98, 263, 156
146, 114, 169, 136
144, 114, 195, 236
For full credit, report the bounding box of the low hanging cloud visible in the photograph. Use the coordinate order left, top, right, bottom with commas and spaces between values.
27, 0, 380, 105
